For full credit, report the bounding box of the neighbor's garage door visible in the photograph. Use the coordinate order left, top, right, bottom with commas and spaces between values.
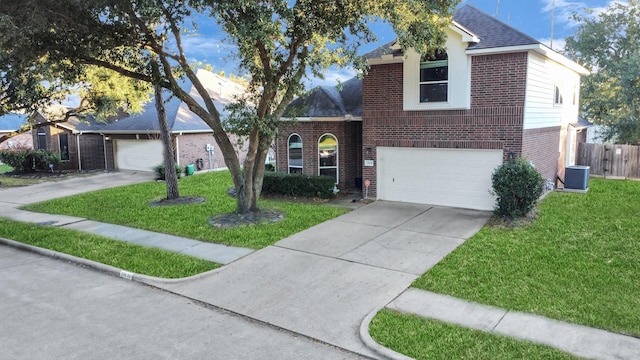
377, 147, 503, 210
114, 139, 163, 172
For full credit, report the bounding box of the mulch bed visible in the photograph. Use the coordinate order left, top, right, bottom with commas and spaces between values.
148, 196, 207, 207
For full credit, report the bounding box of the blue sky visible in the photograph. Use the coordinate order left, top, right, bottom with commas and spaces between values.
184, 0, 615, 88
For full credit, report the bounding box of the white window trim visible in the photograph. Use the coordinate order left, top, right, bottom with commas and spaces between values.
318, 133, 338, 184
287, 133, 303, 174
403, 28, 472, 111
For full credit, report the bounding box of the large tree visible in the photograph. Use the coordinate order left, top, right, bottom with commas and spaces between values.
565, 0, 640, 144
0, 0, 459, 214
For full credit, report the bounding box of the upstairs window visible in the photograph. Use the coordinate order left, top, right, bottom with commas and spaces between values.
288, 133, 303, 174
420, 51, 449, 103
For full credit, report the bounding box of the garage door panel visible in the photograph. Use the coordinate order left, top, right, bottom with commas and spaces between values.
115, 140, 163, 172
377, 147, 502, 210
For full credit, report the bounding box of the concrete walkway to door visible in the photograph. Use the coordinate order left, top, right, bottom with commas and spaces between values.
150, 201, 491, 358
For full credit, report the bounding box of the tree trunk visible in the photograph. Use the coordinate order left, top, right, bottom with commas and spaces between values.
249, 135, 271, 211
154, 83, 180, 200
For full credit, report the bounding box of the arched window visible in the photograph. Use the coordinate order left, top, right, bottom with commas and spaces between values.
288, 133, 303, 174
318, 134, 338, 183
419, 51, 448, 103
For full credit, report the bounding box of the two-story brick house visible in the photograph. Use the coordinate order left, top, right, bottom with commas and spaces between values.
275, 5, 588, 210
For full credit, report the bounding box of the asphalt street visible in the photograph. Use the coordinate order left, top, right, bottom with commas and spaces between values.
0, 245, 364, 360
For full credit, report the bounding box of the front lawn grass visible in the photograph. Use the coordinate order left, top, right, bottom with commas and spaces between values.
414, 178, 640, 336
0, 219, 219, 278
0, 164, 13, 173
24, 170, 349, 249
369, 309, 577, 360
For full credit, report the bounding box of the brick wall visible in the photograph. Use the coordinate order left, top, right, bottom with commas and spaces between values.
177, 133, 234, 171
522, 126, 561, 184
276, 120, 362, 189
361, 53, 529, 197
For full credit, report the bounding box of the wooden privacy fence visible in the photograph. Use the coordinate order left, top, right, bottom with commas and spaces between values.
577, 143, 640, 179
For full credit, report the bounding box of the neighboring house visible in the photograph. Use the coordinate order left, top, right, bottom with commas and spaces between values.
0, 113, 34, 150
276, 5, 589, 210
33, 69, 248, 173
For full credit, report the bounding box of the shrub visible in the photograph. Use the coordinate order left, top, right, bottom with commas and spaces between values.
491, 158, 545, 218
262, 172, 336, 199
154, 163, 182, 180
0, 148, 61, 173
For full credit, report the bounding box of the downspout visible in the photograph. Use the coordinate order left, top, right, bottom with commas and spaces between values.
175, 132, 181, 166
102, 134, 108, 172
76, 132, 82, 172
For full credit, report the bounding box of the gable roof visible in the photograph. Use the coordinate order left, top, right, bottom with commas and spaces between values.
284, 77, 362, 118
0, 113, 29, 131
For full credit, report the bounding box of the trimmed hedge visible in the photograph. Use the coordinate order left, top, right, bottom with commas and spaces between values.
262, 172, 336, 199
0, 148, 62, 173
491, 157, 545, 218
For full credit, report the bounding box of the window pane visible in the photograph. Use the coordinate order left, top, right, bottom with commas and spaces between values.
320, 168, 337, 182
59, 134, 69, 161
38, 129, 47, 150
288, 134, 303, 173
420, 83, 448, 102
319, 151, 336, 167
420, 65, 448, 82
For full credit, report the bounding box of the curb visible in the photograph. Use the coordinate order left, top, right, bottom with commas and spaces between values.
0, 237, 225, 285
359, 307, 414, 360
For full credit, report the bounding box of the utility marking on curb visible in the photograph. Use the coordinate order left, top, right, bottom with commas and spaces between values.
119, 270, 134, 280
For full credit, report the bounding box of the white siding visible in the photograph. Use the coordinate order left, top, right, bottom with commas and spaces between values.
524, 51, 581, 130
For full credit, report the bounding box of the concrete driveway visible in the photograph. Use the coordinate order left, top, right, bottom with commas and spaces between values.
155, 201, 491, 358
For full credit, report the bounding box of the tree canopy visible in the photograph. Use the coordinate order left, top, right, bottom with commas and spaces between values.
565, 0, 640, 144
0, 0, 460, 214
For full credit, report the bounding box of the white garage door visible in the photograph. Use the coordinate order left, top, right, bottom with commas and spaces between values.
377, 147, 503, 210
115, 139, 163, 172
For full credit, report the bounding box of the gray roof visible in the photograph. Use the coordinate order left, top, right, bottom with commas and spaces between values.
0, 113, 29, 131
101, 70, 243, 134
366, 5, 542, 58
284, 77, 362, 117
454, 5, 540, 50
572, 117, 593, 129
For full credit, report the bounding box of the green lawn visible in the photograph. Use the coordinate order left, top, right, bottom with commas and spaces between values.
24, 170, 349, 249
369, 309, 577, 360
0, 164, 13, 173
414, 178, 640, 336
0, 219, 218, 278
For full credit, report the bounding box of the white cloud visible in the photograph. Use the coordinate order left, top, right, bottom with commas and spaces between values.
537, 37, 567, 51
540, 0, 626, 28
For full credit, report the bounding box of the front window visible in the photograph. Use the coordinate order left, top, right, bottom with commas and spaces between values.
420, 51, 448, 103
38, 128, 46, 150
59, 133, 69, 161
288, 133, 303, 174
318, 134, 338, 183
